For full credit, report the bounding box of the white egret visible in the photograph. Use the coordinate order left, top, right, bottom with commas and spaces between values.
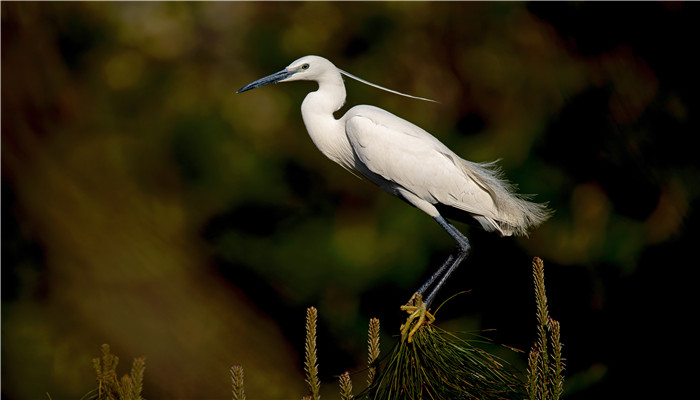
238, 55, 551, 340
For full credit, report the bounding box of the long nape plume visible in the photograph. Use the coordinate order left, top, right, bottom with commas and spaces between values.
339, 69, 439, 104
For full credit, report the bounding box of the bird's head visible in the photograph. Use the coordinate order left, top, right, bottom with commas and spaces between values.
237, 55, 437, 103
237, 55, 337, 93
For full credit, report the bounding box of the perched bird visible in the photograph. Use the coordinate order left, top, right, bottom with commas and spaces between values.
238, 55, 551, 341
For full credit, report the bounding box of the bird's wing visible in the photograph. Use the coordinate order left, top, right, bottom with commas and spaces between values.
344, 106, 501, 219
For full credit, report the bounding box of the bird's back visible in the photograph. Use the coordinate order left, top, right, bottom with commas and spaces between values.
342, 105, 551, 236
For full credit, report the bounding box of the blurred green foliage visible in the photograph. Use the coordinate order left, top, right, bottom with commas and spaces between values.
2, 2, 697, 399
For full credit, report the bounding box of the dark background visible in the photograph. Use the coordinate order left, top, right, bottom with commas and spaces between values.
2, 2, 697, 399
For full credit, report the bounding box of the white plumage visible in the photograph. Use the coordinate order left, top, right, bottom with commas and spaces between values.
238, 55, 551, 309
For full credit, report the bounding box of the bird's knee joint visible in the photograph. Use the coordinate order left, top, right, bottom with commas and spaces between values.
457, 241, 470, 253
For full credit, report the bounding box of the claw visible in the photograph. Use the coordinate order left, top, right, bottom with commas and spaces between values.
400, 294, 435, 343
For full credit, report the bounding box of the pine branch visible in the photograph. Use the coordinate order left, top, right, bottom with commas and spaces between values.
117, 375, 133, 400
359, 324, 524, 400
339, 371, 353, 400
91, 344, 147, 400
366, 318, 380, 387
221, 258, 563, 399
129, 357, 146, 400
549, 319, 564, 400
527, 257, 565, 400
527, 349, 539, 400
533, 257, 550, 398
93, 344, 119, 400
231, 364, 246, 400
305, 307, 321, 400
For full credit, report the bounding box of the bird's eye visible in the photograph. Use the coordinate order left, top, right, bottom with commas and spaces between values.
301, 63, 310, 70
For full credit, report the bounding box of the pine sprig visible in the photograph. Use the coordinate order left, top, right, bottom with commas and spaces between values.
231, 364, 246, 400
534, 257, 550, 398
338, 372, 353, 400
549, 319, 564, 399
117, 376, 134, 400
129, 357, 146, 400
527, 257, 565, 400
358, 324, 524, 400
91, 344, 146, 400
366, 318, 381, 387
93, 344, 119, 400
305, 307, 321, 400
225, 258, 563, 400
527, 348, 539, 399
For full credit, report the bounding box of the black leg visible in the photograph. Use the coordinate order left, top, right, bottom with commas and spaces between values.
416, 253, 454, 297
424, 247, 468, 307
419, 216, 471, 308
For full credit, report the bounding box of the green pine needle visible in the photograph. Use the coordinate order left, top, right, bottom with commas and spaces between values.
215, 258, 563, 400
357, 324, 525, 400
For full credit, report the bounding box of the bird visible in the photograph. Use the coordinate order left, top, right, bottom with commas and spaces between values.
237, 55, 551, 341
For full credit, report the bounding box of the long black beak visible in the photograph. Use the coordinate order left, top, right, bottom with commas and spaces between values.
237, 69, 296, 93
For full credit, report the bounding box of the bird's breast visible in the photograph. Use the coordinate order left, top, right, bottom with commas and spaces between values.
301, 111, 357, 173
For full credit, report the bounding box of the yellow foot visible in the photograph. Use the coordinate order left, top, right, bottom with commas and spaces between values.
399, 294, 435, 343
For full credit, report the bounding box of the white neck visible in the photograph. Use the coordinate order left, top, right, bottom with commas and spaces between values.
301, 71, 346, 115
300, 73, 356, 171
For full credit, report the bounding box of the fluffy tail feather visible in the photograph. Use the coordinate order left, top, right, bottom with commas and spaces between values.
460, 159, 552, 237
